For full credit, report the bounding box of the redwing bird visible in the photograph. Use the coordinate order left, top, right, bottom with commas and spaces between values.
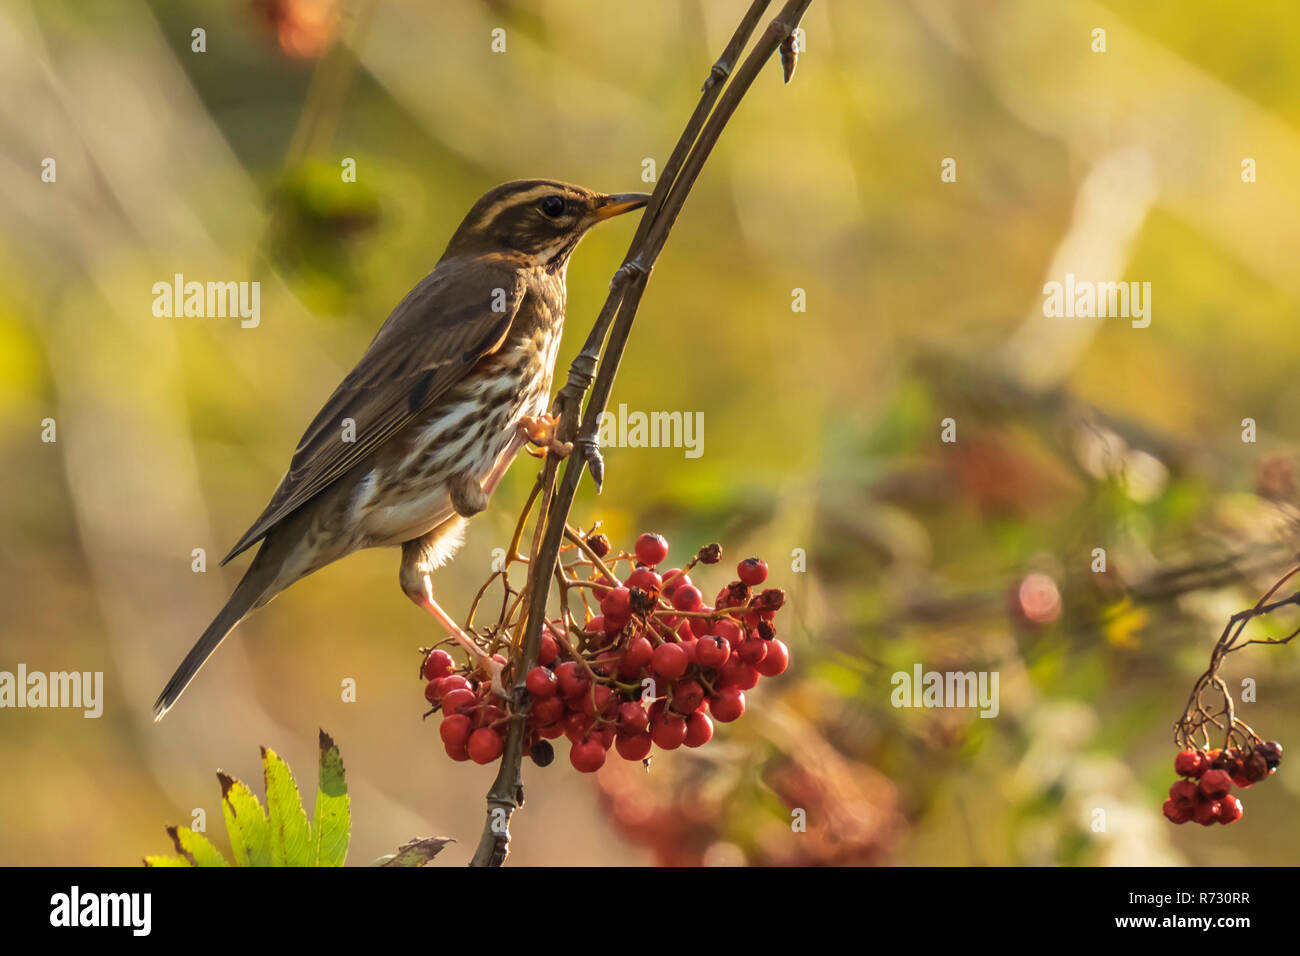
154, 180, 649, 720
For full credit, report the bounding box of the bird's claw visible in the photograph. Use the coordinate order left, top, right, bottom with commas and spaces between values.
517, 413, 571, 458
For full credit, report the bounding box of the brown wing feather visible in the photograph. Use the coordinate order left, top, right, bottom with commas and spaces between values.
220, 259, 527, 565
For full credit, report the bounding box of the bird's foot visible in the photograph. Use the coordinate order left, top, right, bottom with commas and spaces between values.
516, 413, 571, 459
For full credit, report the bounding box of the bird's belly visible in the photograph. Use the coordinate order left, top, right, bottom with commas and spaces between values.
347, 334, 558, 549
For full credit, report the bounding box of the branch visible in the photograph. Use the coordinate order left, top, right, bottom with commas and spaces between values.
468, 0, 813, 867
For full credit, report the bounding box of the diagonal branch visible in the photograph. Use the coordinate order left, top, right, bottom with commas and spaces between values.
469, 0, 813, 867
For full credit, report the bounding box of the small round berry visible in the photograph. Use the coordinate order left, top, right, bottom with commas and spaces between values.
737, 558, 768, 586
478, 703, 506, 727
651, 642, 689, 681
617, 700, 650, 735
1162, 798, 1192, 824
684, 712, 714, 748
1198, 769, 1233, 800
1217, 793, 1243, 824
563, 712, 594, 743
537, 720, 565, 739
468, 728, 504, 764
1169, 780, 1198, 805
697, 543, 722, 564
530, 740, 555, 767
1194, 798, 1222, 827
586, 533, 611, 558
754, 639, 789, 677
713, 618, 743, 648
619, 635, 655, 676
625, 567, 663, 593
719, 659, 760, 691
756, 587, 786, 611
1174, 748, 1207, 778
439, 714, 472, 749
615, 731, 653, 762
423, 679, 442, 704
1258, 740, 1283, 769
635, 533, 670, 567
555, 661, 591, 700
583, 685, 616, 719
444, 739, 471, 762
532, 695, 566, 725
672, 584, 704, 612
601, 587, 632, 625
525, 666, 558, 699
538, 630, 560, 667
738, 635, 769, 666
695, 634, 730, 669
650, 712, 688, 750
661, 570, 691, 599
671, 679, 706, 714
570, 739, 607, 773
441, 688, 478, 717
423, 649, 455, 681
709, 687, 746, 722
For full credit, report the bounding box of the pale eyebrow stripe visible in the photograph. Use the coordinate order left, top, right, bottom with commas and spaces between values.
473, 185, 570, 230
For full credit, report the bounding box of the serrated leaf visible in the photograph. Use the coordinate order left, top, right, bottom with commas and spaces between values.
168, 825, 230, 867
143, 854, 191, 867
220, 771, 272, 867
311, 730, 350, 867
373, 837, 452, 867
262, 746, 313, 866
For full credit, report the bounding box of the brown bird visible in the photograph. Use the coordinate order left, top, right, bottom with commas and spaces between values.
154, 180, 649, 720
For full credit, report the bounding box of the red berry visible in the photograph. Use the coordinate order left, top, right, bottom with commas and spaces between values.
424, 679, 443, 704
1174, 748, 1206, 777
538, 630, 560, 667
563, 712, 594, 743
684, 712, 714, 748
1162, 798, 1192, 824
738, 635, 768, 666
439, 714, 472, 748
619, 635, 655, 677
625, 567, 663, 593
661, 570, 691, 598
525, 666, 558, 699
1169, 780, 1198, 805
695, 635, 730, 669
650, 712, 687, 750
468, 728, 504, 764
583, 685, 616, 719
1198, 769, 1233, 799
617, 700, 650, 735
601, 587, 632, 625
671, 679, 705, 714
713, 618, 743, 648
555, 661, 590, 699
737, 558, 768, 586
615, 731, 653, 761
754, 639, 789, 677
710, 687, 746, 722
635, 533, 670, 567
690, 614, 717, 639
423, 649, 454, 681
719, 659, 760, 691
570, 739, 607, 773
1218, 794, 1243, 824
672, 584, 704, 612
444, 739, 471, 762
537, 720, 565, 739
1194, 798, 1222, 826
532, 695, 565, 725
441, 688, 478, 717
651, 642, 689, 681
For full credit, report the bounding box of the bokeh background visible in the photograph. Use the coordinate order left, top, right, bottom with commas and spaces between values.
2, 0, 1300, 866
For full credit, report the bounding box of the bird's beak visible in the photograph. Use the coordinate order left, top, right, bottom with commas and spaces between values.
592, 192, 652, 221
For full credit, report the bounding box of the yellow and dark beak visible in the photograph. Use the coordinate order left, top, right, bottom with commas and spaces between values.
592, 192, 652, 221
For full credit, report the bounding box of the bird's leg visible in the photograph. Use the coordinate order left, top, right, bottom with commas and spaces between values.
401, 536, 507, 696
516, 412, 571, 458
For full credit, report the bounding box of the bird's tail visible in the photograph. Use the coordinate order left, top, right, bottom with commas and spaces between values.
152, 555, 278, 721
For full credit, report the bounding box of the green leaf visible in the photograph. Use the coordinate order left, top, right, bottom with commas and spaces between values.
219, 771, 272, 867
167, 825, 230, 867
143, 854, 191, 867
310, 730, 350, 867
262, 746, 313, 867
372, 837, 452, 868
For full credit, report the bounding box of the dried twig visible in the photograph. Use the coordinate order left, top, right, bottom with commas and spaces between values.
468, 0, 813, 868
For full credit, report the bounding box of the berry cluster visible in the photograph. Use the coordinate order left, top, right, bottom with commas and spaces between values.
1162, 741, 1283, 826
420, 531, 791, 773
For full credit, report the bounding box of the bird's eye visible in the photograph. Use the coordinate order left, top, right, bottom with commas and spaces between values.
539, 195, 566, 219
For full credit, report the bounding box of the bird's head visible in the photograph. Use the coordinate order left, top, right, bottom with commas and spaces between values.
443, 179, 650, 268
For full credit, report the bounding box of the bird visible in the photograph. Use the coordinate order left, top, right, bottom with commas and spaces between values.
153, 179, 650, 720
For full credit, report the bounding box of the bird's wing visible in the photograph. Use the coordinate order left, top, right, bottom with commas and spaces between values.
220, 260, 528, 564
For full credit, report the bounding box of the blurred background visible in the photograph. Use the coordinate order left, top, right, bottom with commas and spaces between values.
2, 0, 1300, 866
